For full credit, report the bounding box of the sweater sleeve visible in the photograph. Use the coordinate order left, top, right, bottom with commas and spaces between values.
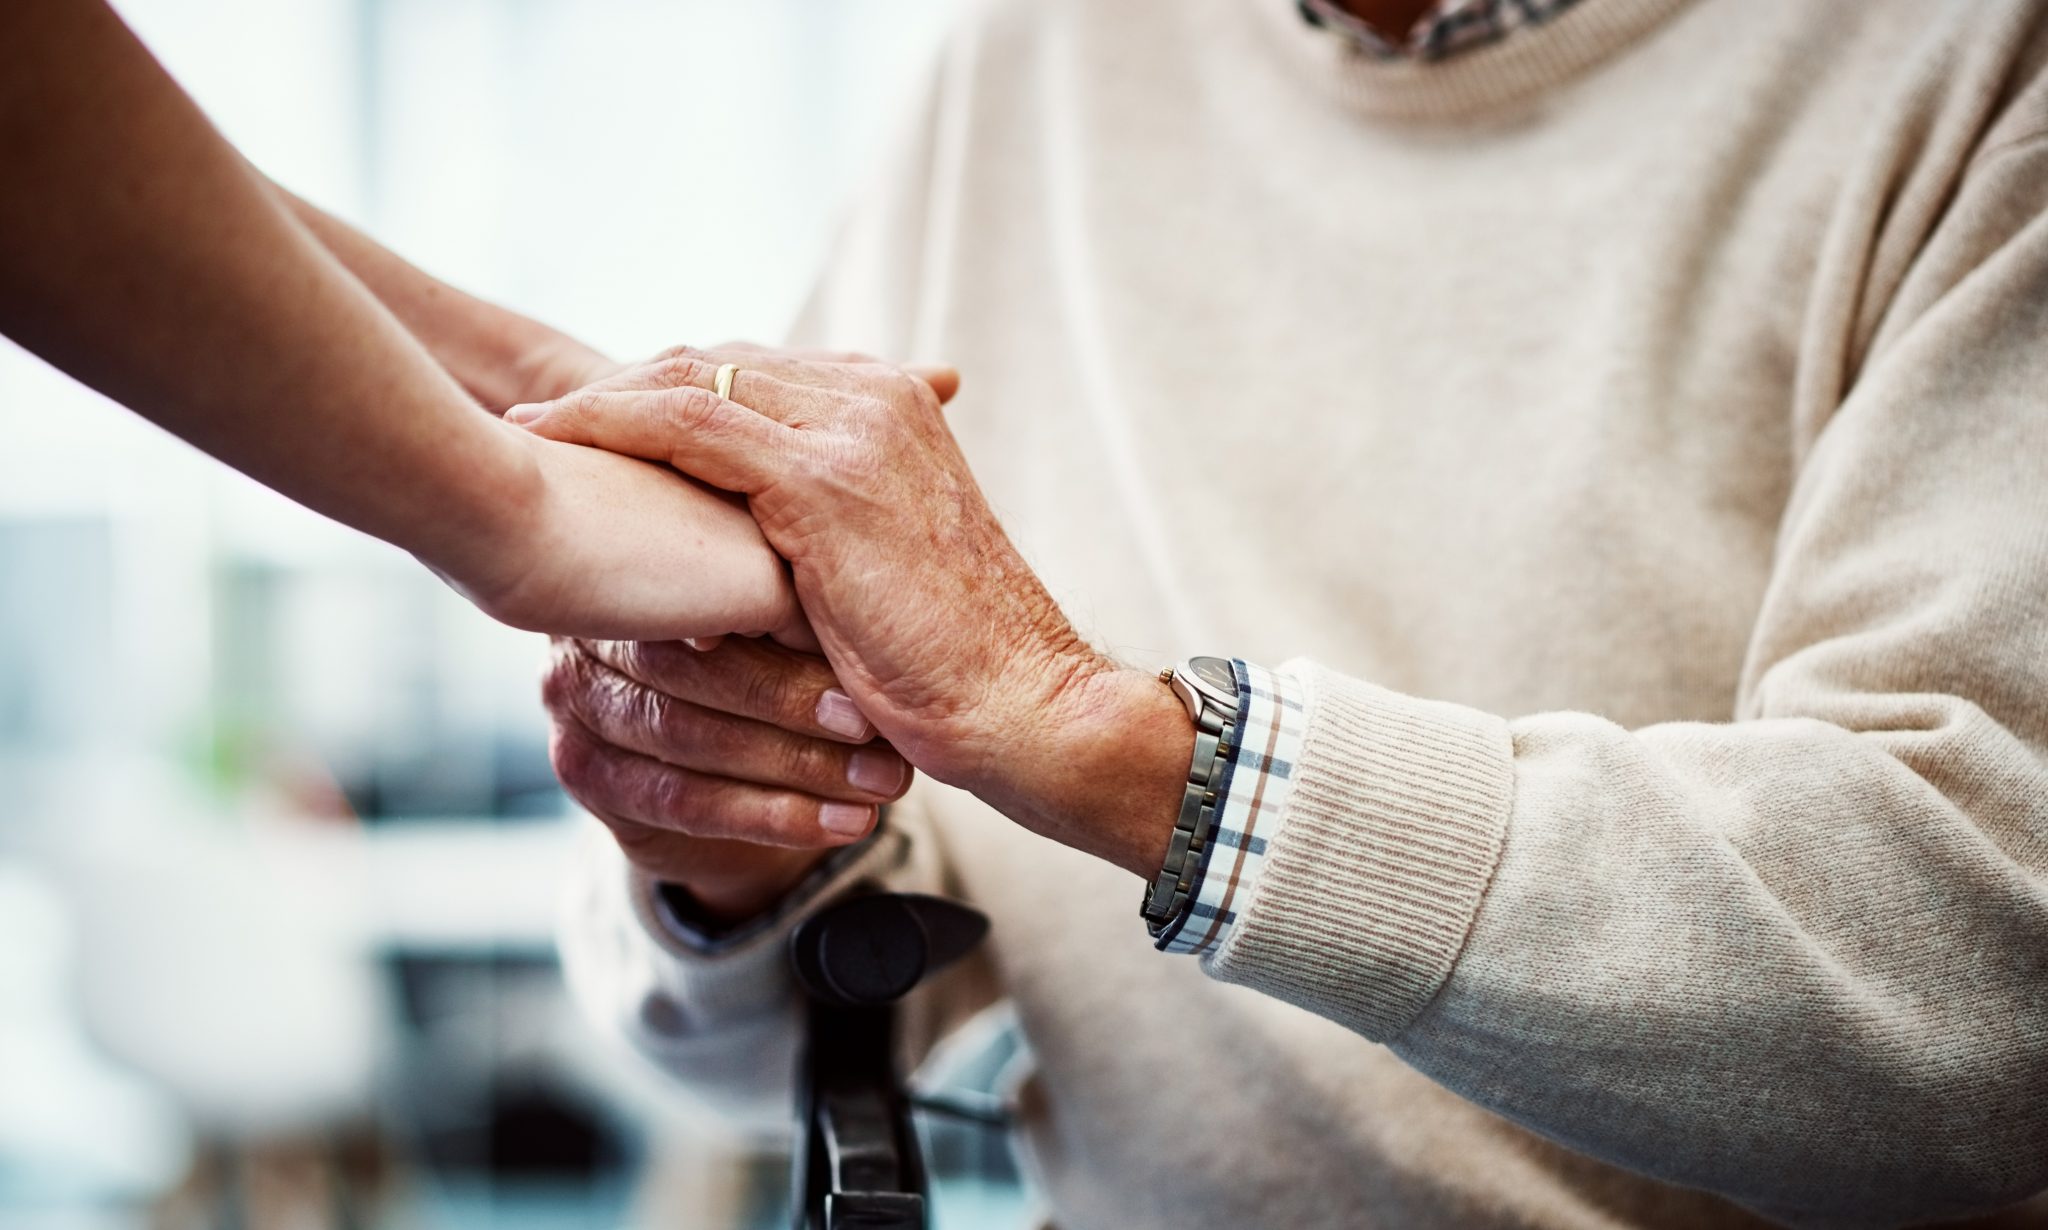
555, 816, 925, 1135
1207, 138, 2048, 1226
557, 785, 997, 1135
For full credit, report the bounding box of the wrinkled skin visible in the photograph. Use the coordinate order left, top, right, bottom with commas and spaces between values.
541, 632, 914, 918
519, 345, 1187, 911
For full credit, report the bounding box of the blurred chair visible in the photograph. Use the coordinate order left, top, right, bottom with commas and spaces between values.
62, 824, 386, 1229
0, 861, 192, 1218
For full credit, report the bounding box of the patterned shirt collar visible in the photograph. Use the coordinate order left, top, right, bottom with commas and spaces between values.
1296, 0, 1586, 62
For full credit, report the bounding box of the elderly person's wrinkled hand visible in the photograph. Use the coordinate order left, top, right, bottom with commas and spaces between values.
541, 634, 913, 920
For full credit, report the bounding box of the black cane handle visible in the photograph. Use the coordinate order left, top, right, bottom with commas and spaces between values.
790, 889, 991, 1230
790, 892, 989, 1008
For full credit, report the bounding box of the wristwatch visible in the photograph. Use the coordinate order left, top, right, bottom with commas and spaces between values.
1139, 656, 1243, 939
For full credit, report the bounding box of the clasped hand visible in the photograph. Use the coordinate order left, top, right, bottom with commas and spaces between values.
510, 345, 1171, 919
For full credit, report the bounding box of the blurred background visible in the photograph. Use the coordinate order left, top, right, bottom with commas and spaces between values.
0, 1, 1029, 1226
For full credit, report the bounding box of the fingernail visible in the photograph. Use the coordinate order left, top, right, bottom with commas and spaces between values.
819, 802, 874, 837
504, 403, 546, 425
846, 748, 905, 796
815, 688, 872, 740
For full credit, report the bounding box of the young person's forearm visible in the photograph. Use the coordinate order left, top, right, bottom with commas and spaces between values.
276, 189, 614, 410
0, 0, 533, 585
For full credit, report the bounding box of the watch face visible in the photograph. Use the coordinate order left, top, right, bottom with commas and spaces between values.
1189, 656, 1237, 697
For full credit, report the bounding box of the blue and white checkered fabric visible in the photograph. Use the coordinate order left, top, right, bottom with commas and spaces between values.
1156, 660, 1309, 959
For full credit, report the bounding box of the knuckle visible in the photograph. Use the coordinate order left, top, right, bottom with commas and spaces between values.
857, 402, 904, 450
819, 432, 884, 485
588, 637, 640, 679
652, 343, 704, 365
580, 665, 640, 732
662, 386, 721, 433
547, 723, 601, 793
653, 778, 788, 846
555, 389, 601, 421
646, 767, 706, 825
777, 738, 837, 789
739, 664, 803, 724
654, 352, 710, 389
542, 642, 627, 721
592, 638, 671, 693
877, 368, 923, 404
539, 645, 581, 714
627, 681, 677, 743
748, 793, 817, 847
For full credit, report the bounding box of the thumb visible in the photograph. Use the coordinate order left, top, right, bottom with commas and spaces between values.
904, 362, 961, 405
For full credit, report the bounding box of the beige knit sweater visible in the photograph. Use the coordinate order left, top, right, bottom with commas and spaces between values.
559, 1, 2048, 1225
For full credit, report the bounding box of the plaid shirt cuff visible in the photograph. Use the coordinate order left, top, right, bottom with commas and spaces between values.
1155, 660, 1309, 959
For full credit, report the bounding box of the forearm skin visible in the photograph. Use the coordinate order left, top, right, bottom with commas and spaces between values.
0, 0, 537, 586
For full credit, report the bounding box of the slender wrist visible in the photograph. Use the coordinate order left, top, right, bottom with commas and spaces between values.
971, 661, 1194, 880
410, 302, 598, 411
405, 416, 546, 600
505, 336, 621, 407
443, 312, 561, 410
467, 324, 610, 411
278, 188, 612, 409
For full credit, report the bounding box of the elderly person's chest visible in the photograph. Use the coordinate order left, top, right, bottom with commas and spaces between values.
937, 246, 1818, 728
925, 81, 1864, 732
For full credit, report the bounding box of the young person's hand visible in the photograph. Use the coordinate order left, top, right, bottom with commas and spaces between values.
542, 636, 912, 920
437, 342, 920, 643
439, 423, 813, 646
275, 185, 631, 413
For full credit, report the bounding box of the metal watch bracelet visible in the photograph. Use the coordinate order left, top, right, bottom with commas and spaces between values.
1139, 657, 1242, 938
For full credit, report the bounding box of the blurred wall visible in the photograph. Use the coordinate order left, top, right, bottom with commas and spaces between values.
0, 4, 967, 1227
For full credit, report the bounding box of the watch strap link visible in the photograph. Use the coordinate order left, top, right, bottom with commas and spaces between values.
1141, 672, 1238, 936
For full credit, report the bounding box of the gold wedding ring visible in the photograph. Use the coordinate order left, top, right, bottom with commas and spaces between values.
713, 362, 740, 401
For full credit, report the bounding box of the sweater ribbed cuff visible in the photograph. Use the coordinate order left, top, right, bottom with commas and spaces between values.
1208, 661, 1515, 1041
625, 824, 910, 1026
